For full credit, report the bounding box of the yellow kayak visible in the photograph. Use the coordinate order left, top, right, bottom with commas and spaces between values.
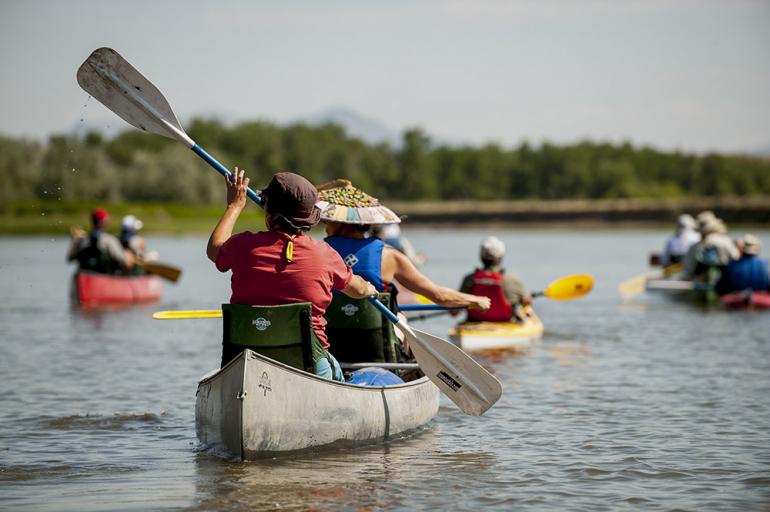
448, 307, 544, 352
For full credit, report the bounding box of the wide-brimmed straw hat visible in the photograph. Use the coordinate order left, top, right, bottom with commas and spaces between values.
316, 179, 401, 225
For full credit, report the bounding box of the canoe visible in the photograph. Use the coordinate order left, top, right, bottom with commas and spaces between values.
195, 349, 440, 460
448, 307, 544, 352
72, 270, 162, 308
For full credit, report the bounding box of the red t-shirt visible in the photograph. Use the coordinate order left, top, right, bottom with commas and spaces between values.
215, 230, 353, 349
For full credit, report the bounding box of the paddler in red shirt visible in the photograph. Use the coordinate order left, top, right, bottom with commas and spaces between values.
207, 169, 378, 381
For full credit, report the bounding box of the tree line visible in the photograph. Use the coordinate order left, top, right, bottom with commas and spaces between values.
2, 118, 769, 211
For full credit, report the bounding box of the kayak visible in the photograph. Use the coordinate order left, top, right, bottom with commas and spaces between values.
72, 271, 162, 308
195, 349, 440, 460
720, 290, 770, 310
448, 307, 544, 352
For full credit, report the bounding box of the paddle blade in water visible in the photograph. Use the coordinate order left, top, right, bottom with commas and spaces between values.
544, 274, 594, 301
400, 324, 502, 416
76, 47, 193, 146
153, 310, 222, 320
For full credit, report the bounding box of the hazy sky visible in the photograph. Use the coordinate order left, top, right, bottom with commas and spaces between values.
1, 0, 769, 153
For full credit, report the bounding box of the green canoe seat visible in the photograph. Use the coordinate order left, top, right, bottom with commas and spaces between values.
324, 292, 399, 363
221, 302, 327, 372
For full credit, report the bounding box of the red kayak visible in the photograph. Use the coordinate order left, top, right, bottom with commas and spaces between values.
72, 271, 162, 308
720, 290, 770, 310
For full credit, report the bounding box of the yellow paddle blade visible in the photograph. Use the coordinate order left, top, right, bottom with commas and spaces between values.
543, 274, 594, 301
415, 294, 434, 305
152, 310, 222, 320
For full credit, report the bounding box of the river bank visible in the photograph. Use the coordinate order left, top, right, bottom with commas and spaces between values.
1, 196, 768, 234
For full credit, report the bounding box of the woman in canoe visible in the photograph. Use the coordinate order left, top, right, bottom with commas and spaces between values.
207, 170, 379, 381
316, 179, 490, 357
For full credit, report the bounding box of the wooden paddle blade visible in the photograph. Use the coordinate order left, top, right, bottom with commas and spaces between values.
152, 310, 222, 320
76, 48, 193, 146
399, 324, 502, 416
543, 274, 594, 301
618, 263, 684, 299
140, 261, 182, 282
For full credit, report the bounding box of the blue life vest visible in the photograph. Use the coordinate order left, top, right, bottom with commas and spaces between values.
716, 255, 770, 294
325, 236, 385, 291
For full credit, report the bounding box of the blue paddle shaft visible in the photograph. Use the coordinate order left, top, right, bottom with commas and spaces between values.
369, 296, 400, 324
398, 304, 466, 312
191, 144, 263, 207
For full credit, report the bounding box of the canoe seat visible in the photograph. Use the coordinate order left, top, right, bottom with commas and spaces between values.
324, 292, 398, 363
221, 303, 327, 372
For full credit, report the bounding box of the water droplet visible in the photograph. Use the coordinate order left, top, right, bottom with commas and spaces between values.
41, 212, 46, 216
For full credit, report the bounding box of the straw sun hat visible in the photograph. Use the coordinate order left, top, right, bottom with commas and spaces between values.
316, 179, 401, 225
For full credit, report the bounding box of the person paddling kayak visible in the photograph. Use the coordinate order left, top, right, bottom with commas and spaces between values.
457, 236, 531, 322
207, 170, 378, 381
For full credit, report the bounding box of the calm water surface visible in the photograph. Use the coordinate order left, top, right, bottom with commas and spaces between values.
1, 229, 769, 511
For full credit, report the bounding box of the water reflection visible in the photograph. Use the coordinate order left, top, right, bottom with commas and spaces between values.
190, 427, 498, 511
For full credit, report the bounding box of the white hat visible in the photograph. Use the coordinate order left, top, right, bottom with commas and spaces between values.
480, 236, 505, 260
676, 214, 696, 230
742, 234, 761, 256
121, 215, 144, 231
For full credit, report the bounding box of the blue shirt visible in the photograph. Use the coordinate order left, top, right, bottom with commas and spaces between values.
324, 236, 385, 291
716, 255, 770, 294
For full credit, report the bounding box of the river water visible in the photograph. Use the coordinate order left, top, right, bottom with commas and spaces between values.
1, 228, 769, 511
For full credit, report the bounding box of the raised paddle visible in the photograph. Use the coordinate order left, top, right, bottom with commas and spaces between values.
79, 47, 501, 416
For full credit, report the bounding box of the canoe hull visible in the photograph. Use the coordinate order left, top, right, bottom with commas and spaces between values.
448, 308, 544, 352
195, 349, 440, 460
720, 290, 770, 310
72, 271, 162, 308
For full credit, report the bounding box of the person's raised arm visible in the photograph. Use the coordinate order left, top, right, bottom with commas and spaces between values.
207, 167, 249, 263
384, 248, 490, 311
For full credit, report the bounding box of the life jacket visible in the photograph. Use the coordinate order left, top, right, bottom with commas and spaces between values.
468, 269, 512, 322
716, 256, 770, 295
325, 236, 386, 291
76, 231, 119, 275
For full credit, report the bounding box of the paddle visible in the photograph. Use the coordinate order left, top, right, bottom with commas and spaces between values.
138, 260, 182, 282
79, 47, 501, 416
77, 48, 263, 207
618, 262, 683, 300
646, 279, 713, 291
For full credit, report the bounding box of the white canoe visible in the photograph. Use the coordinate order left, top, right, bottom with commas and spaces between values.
448, 307, 544, 352
195, 349, 440, 460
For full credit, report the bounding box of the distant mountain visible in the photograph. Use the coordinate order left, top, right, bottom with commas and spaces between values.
297, 106, 401, 147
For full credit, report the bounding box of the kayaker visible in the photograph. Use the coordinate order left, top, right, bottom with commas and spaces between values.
317, 179, 490, 310
67, 208, 135, 275
715, 234, 770, 295
660, 214, 700, 266
207, 170, 378, 381
682, 216, 739, 279
456, 236, 531, 322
